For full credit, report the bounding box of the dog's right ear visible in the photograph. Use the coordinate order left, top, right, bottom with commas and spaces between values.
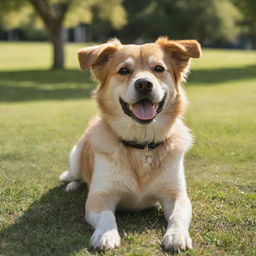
77, 39, 121, 71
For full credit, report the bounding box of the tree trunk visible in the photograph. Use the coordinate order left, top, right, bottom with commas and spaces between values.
49, 26, 64, 70
29, 0, 70, 70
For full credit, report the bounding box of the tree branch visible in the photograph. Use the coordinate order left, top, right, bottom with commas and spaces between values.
54, 1, 70, 22
29, 0, 70, 29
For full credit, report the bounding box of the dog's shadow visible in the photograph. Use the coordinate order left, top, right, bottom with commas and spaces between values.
0, 185, 166, 256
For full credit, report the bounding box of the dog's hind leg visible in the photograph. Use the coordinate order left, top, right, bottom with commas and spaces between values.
59, 144, 83, 192
64, 180, 81, 192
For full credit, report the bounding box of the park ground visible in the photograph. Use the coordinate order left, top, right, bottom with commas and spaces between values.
0, 42, 255, 256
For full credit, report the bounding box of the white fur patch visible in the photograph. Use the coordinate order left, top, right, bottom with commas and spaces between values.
65, 181, 80, 192
91, 228, 121, 250
89, 154, 117, 194
162, 228, 192, 251
69, 145, 82, 179
59, 170, 73, 182
59, 143, 83, 183
87, 210, 121, 250
161, 192, 192, 252
148, 56, 167, 70
116, 57, 135, 73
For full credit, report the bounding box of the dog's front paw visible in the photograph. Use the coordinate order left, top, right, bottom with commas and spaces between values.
162, 228, 192, 252
90, 228, 121, 250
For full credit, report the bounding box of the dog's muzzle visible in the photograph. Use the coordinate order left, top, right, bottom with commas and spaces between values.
119, 93, 166, 125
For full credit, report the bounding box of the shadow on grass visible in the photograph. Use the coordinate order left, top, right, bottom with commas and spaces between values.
0, 185, 166, 256
0, 69, 91, 84
0, 65, 255, 102
189, 65, 256, 85
0, 69, 95, 102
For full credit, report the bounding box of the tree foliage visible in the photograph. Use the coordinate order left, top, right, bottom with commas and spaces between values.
0, 0, 127, 69
234, 0, 256, 44
120, 0, 242, 44
0, 0, 254, 69
0, 0, 29, 29
0, 0, 126, 31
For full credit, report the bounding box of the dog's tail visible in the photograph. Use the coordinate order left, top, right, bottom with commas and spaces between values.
59, 144, 82, 182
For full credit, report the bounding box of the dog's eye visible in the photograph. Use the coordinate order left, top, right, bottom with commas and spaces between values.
154, 65, 165, 73
118, 67, 131, 75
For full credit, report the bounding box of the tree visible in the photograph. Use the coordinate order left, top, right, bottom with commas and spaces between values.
28, 0, 70, 70
234, 0, 256, 46
0, 0, 127, 70
119, 0, 241, 45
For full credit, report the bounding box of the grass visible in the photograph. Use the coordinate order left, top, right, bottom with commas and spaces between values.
0, 42, 255, 256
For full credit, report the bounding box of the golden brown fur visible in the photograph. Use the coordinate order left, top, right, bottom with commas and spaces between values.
78, 38, 199, 188
60, 37, 201, 251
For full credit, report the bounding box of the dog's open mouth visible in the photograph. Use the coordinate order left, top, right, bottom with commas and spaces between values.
119, 94, 166, 124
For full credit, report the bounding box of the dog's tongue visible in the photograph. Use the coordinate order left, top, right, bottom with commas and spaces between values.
132, 100, 156, 120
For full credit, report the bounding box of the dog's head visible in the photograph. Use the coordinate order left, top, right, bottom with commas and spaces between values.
78, 37, 201, 141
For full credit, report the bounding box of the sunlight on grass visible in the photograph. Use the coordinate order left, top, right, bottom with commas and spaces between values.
0, 42, 89, 70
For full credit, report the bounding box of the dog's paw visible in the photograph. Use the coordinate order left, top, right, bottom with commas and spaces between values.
162, 228, 192, 253
65, 181, 80, 192
90, 228, 121, 250
59, 170, 71, 182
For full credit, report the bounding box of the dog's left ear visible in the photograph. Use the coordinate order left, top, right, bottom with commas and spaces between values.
77, 39, 121, 80
156, 37, 201, 82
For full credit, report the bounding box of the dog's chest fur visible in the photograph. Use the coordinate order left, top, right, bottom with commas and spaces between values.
81, 117, 191, 209
114, 146, 165, 185
107, 146, 180, 210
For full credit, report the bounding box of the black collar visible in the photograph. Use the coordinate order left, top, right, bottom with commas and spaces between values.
121, 139, 164, 150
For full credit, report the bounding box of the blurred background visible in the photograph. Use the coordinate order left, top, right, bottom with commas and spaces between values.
0, 0, 255, 69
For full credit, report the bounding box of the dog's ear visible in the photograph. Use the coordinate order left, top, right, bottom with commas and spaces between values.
77, 39, 121, 80
156, 36, 201, 82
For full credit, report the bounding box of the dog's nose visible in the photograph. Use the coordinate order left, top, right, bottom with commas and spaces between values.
134, 79, 153, 95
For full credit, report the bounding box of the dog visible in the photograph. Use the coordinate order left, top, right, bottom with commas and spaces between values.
59, 37, 201, 252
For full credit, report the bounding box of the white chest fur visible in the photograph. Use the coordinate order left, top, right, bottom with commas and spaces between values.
89, 147, 184, 210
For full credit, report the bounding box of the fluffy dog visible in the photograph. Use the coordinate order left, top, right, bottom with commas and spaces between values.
60, 37, 201, 252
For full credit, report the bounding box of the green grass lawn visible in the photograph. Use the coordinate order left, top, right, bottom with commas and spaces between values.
0, 42, 255, 256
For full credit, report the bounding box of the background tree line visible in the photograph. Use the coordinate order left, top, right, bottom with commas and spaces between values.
0, 0, 255, 69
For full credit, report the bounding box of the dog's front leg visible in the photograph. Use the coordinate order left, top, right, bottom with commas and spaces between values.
85, 154, 121, 250
86, 194, 120, 250
160, 154, 192, 252
161, 195, 192, 252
